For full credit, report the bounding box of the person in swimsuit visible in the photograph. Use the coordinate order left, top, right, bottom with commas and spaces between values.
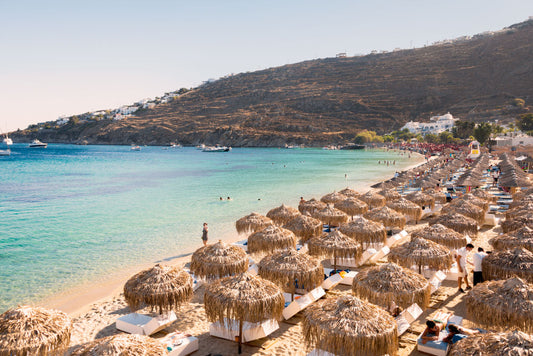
201, 222, 208, 246
421, 320, 441, 344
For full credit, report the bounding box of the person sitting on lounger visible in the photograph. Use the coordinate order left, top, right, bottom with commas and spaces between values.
420, 320, 441, 344
442, 324, 480, 344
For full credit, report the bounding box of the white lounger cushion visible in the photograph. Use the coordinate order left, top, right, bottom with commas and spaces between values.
282, 287, 325, 320
116, 312, 177, 336
428, 271, 447, 294
340, 271, 358, 285
368, 246, 390, 263
307, 349, 336, 356
396, 303, 423, 335
209, 318, 279, 343
321, 273, 343, 290
160, 332, 199, 356
233, 239, 248, 252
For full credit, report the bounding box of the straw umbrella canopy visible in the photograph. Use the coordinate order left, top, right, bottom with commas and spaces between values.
425, 188, 447, 205
70, 334, 166, 356
471, 189, 497, 203
123, 264, 193, 314
405, 191, 435, 209
501, 213, 533, 234
458, 193, 490, 212
283, 214, 323, 242
441, 199, 485, 224
429, 213, 478, 236
490, 226, 533, 253
0, 306, 72, 356
298, 198, 327, 215
513, 187, 533, 201
311, 205, 349, 226
303, 295, 398, 356
338, 216, 387, 248
411, 223, 468, 249
364, 206, 406, 229
449, 331, 533, 356
235, 212, 273, 234
258, 248, 323, 300
334, 197, 368, 216
379, 189, 402, 201
505, 202, 533, 220
266, 204, 300, 225
247, 225, 297, 255
510, 194, 533, 209
464, 277, 533, 333
307, 230, 363, 271
387, 197, 423, 222
320, 191, 348, 204
352, 263, 431, 310
204, 272, 284, 354
481, 248, 533, 283
359, 190, 386, 209
413, 177, 440, 189
338, 187, 361, 198
389, 237, 453, 272
190, 240, 248, 280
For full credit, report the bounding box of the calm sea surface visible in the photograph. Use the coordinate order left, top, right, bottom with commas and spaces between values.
0, 144, 421, 311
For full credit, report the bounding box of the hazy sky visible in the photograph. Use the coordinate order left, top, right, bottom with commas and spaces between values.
1, 0, 533, 132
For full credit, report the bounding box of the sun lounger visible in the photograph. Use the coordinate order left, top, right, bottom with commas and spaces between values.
445, 263, 459, 281
306, 349, 336, 356
396, 303, 423, 335
323, 267, 358, 286
340, 271, 358, 285
233, 239, 248, 252
282, 286, 325, 320
160, 332, 199, 356
116, 311, 177, 336
209, 318, 279, 343
428, 271, 447, 294
368, 245, 390, 263
248, 264, 258, 276
296, 243, 308, 254
385, 230, 408, 248
416, 312, 463, 356
483, 212, 499, 226
183, 267, 202, 291
321, 272, 344, 290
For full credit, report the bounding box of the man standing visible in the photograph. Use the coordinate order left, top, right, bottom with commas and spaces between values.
456, 243, 474, 293
472, 247, 488, 286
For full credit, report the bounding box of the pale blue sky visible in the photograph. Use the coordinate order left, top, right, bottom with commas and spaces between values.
1, 0, 533, 132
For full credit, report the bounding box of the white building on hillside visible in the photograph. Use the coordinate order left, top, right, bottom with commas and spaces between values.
400, 112, 458, 135
118, 106, 139, 115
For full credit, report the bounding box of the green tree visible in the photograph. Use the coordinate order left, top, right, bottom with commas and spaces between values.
383, 134, 395, 142
452, 120, 475, 139
68, 116, 79, 125
438, 131, 454, 144
517, 113, 533, 132
424, 133, 438, 143
491, 124, 504, 134
473, 123, 492, 144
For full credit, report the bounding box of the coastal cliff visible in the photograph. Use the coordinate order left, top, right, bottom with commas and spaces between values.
12, 19, 533, 146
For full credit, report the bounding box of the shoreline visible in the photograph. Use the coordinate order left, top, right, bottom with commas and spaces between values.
40, 150, 426, 317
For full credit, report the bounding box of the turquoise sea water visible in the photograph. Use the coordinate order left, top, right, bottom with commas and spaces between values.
0, 144, 420, 312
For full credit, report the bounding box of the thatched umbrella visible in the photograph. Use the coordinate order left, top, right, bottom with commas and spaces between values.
311, 205, 349, 227
387, 197, 423, 222
204, 272, 284, 354
425, 188, 447, 205
449, 331, 533, 356
334, 197, 368, 216
352, 263, 431, 310
258, 248, 323, 300
411, 223, 468, 249
441, 199, 485, 224
298, 198, 327, 215
266, 204, 300, 225
490, 226, 533, 253
320, 191, 348, 204
513, 187, 533, 201
123, 264, 193, 314
458, 194, 490, 212
510, 194, 533, 209
0, 306, 72, 356
235, 212, 273, 234
307, 230, 363, 271
501, 213, 533, 233
413, 177, 440, 189
379, 189, 402, 201
429, 213, 478, 236
247, 225, 297, 255
303, 295, 398, 356
338, 187, 361, 198
190, 240, 248, 280
464, 277, 533, 333
339, 216, 387, 248
359, 191, 386, 209
481, 248, 533, 283
70, 334, 166, 356
283, 214, 323, 242
364, 206, 406, 229
405, 191, 435, 209
470, 189, 497, 203
505, 202, 533, 220
389, 237, 453, 273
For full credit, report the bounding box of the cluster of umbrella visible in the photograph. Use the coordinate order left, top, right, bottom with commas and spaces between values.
498, 153, 532, 189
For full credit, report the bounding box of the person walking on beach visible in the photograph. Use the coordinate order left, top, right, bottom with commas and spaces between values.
201, 223, 208, 246
472, 247, 487, 286
456, 243, 474, 292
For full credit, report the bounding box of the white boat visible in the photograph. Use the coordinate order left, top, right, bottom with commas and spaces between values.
0, 149, 10, 156
29, 139, 47, 148
169, 142, 182, 148
131, 145, 141, 151
202, 145, 231, 152
3, 136, 13, 146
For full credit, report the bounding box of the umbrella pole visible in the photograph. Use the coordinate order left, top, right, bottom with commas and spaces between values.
292, 278, 296, 301
333, 250, 337, 273
238, 319, 243, 354
418, 264, 422, 275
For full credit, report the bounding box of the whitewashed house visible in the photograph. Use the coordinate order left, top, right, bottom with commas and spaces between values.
56, 116, 69, 125
400, 113, 458, 135
118, 106, 139, 115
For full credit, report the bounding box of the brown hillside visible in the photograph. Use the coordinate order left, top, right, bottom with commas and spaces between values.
15, 19, 533, 146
